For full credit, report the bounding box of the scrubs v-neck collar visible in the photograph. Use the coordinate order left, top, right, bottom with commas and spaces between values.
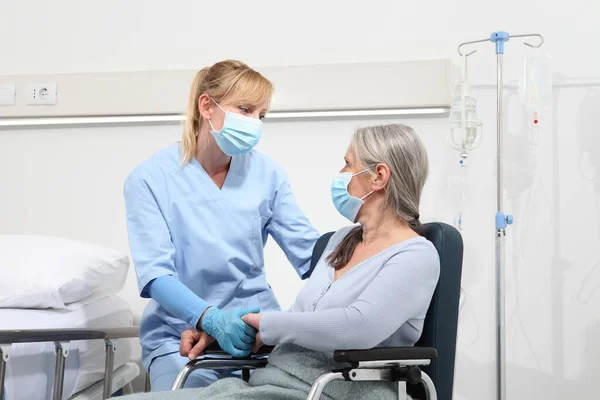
189, 154, 243, 200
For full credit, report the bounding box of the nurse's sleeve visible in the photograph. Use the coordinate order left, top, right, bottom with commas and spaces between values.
267, 177, 320, 279
123, 171, 179, 297
124, 172, 209, 328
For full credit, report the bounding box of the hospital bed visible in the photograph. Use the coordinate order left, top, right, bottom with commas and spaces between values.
0, 296, 141, 400
171, 222, 464, 400
0, 235, 142, 399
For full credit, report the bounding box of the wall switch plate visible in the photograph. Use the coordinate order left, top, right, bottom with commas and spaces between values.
27, 83, 57, 105
0, 84, 16, 106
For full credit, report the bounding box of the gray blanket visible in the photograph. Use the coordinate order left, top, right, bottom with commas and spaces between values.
121, 344, 399, 400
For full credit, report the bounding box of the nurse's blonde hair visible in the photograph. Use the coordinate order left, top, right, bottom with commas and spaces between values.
180, 60, 274, 166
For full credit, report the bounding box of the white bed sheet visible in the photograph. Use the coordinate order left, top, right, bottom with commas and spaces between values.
1, 295, 135, 400
69, 361, 140, 400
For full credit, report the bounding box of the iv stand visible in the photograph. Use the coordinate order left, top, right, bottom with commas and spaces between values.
457, 31, 544, 400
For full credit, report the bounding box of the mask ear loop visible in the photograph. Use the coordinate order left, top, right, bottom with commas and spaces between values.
352, 167, 373, 177
360, 190, 375, 200
359, 165, 379, 200
207, 97, 227, 131
208, 119, 216, 132
210, 97, 226, 112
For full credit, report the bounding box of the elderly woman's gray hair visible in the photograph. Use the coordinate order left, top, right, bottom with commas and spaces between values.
327, 123, 429, 270
353, 123, 429, 231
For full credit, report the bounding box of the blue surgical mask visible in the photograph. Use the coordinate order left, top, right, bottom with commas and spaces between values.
208, 99, 263, 156
331, 168, 374, 222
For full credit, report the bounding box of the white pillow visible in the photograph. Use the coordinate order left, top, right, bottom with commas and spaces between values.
0, 235, 129, 309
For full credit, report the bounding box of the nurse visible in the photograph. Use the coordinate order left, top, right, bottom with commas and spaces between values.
123, 60, 319, 391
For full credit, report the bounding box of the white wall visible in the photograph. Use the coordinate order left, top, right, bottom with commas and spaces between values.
0, 0, 596, 78
1, 1, 599, 399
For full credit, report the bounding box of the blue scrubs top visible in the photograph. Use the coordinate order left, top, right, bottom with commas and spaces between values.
123, 143, 319, 370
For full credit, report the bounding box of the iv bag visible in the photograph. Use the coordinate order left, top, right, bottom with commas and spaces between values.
577, 90, 600, 155
519, 52, 552, 109
448, 81, 483, 152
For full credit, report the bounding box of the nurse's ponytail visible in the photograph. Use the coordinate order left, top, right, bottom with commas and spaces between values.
181, 68, 210, 166
180, 61, 274, 166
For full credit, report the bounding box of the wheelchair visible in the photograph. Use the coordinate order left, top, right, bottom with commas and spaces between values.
171, 222, 463, 400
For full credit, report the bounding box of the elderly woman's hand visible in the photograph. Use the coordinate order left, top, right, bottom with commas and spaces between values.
252, 332, 264, 353
241, 313, 262, 330
242, 313, 264, 353
179, 328, 216, 360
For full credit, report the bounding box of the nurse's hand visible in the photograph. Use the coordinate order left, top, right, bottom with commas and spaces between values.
180, 328, 216, 360
200, 307, 260, 358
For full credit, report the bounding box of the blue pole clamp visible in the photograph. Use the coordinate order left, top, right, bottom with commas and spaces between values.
495, 212, 514, 229
490, 31, 510, 54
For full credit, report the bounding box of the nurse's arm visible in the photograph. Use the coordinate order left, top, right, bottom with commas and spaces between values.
124, 172, 209, 328
267, 176, 320, 279
147, 275, 209, 329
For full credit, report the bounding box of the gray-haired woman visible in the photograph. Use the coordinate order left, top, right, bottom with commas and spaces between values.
122, 123, 440, 400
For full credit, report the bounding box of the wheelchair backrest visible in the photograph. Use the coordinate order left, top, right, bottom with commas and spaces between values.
417, 222, 463, 400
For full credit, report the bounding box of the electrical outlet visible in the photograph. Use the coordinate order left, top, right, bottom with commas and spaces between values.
27, 83, 57, 105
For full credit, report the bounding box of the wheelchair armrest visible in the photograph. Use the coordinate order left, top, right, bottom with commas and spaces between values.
171, 356, 269, 390
333, 346, 438, 363
171, 345, 274, 390
203, 342, 275, 357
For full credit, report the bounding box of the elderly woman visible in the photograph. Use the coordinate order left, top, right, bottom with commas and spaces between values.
123, 123, 440, 400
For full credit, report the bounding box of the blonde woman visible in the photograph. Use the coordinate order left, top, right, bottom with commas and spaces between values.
123, 123, 440, 400
124, 60, 319, 391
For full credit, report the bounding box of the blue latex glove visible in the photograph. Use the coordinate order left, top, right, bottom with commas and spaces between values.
200, 306, 260, 357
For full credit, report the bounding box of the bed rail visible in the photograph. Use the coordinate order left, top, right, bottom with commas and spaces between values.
0, 326, 139, 400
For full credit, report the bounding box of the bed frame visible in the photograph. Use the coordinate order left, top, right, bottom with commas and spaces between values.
0, 326, 139, 400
